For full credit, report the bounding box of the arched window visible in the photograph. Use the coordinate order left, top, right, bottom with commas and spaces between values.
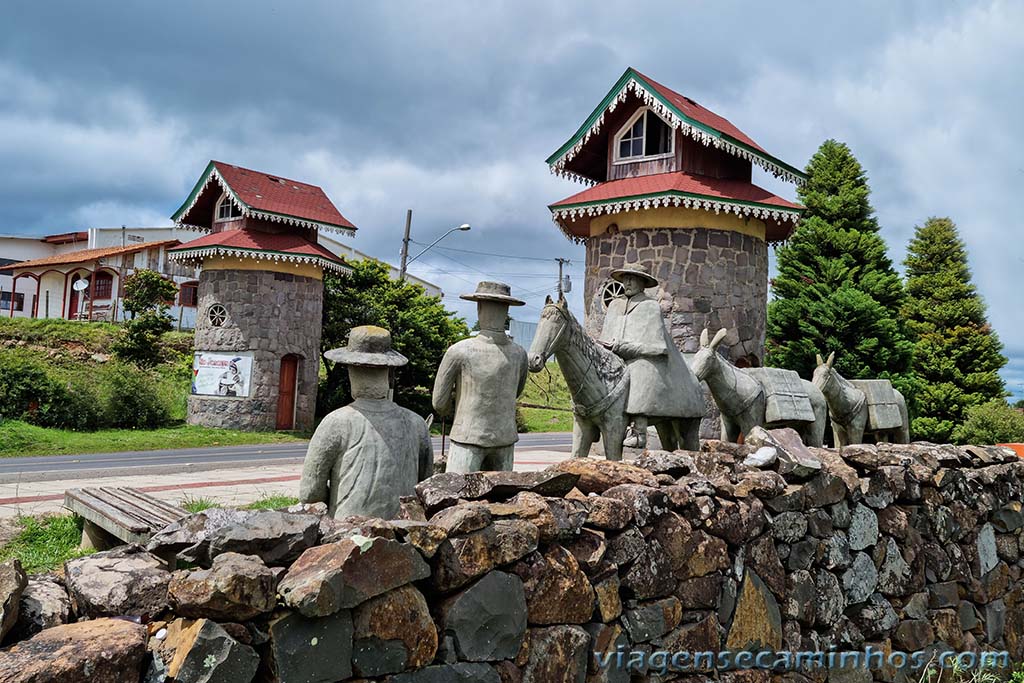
613, 107, 673, 163
215, 194, 243, 221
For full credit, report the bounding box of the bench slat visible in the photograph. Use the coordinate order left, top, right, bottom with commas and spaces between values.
65, 489, 153, 534
75, 489, 158, 531
96, 487, 182, 528
114, 487, 187, 521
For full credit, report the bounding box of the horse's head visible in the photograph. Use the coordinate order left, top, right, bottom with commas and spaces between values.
528, 294, 571, 372
812, 351, 836, 391
691, 328, 728, 381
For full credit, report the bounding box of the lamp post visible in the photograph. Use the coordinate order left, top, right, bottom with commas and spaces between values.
399, 223, 471, 281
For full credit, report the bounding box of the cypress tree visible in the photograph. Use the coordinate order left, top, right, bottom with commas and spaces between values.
903, 217, 1006, 442
766, 140, 914, 391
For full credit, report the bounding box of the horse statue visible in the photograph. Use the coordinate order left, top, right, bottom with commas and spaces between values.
527, 295, 702, 460
812, 352, 910, 446
691, 328, 828, 447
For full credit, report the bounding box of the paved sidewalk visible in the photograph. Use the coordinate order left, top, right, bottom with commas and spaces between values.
0, 447, 572, 518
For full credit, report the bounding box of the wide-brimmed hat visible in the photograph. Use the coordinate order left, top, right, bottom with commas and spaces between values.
460, 281, 525, 306
610, 265, 658, 289
324, 325, 408, 367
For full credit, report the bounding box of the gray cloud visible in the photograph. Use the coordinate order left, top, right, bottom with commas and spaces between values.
1, 1, 1020, 400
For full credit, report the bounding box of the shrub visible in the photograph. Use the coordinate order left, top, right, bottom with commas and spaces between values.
112, 309, 173, 367
953, 399, 1024, 445
100, 362, 173, 429
0, 350, 101, 429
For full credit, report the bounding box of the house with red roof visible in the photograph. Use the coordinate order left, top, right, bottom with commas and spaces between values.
547, 67, 806, 366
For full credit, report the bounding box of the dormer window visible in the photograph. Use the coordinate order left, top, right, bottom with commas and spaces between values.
613, 108, 673, 163
216, 194, 243, 221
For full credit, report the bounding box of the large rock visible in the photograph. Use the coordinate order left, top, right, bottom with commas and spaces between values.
724, 571, 782, 651
621, 597, 682, 643
512, 546, 594, 625
745, 427, 822, 478
546, 459, 659, 494
580, 495, 633, 530
601, 485, 667, 527
487, 493, 586, 543
10, 575, 70, 641
482, 471, 580, 499
260, 609, 353, 683
156, 618, 259, 683
521, 625, 591, 683
352, 584, 437, 676
842, 552, 879, 605
168, 552, 278, 621
0, 618, 146, 683
436, 571, 527, 661
430, 504, 493, 535
147, 508, 319, 567
415, 473, 495, 514
279, 537, 430, 617
432, 520, 538, 592
848, 504, 879, 551
876, 537, 912, 596
0, 560, 27, 644
621, 539, 676, 600
64, 545, 169, 620
390, 520, 448, 559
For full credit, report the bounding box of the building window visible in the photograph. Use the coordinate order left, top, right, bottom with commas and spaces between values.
614, 108, 673, 162
216, 194, 243, 221
600, 279, 626, 310
208, 304, 228, 327
93, 271, 114, 299
179, 281, 199, 307
0, 291, 25, 312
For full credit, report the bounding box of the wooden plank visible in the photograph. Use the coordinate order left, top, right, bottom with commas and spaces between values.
99, 488, 184, 527
64, 492, 152, 545
67, 489, 153, 533
112, 487, 186, 521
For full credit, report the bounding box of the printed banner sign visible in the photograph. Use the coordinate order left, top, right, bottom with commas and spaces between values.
192, 351, 253, 398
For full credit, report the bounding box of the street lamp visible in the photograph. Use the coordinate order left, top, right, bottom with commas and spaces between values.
399, 223, 471, 280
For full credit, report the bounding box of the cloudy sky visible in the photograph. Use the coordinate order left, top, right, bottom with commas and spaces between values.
2, 1, 1021, 400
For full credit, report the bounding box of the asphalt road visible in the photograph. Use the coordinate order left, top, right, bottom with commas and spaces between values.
0, 432, 574, 480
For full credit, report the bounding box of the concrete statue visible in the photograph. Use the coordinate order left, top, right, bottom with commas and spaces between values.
597, 266, 705, 450
692, 328, 828, 447
433, 281, 528, 472
299, 325, 432, 518
812, 352, 911, 446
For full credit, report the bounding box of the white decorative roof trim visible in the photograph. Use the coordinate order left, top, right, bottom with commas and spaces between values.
549, 78, 805, 186
167, 246, 351, 273
173, 166, 356, 236
550, 193, 802, 244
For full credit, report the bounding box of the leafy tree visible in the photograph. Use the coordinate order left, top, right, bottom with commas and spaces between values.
318, 259, 469, 418
122, 269, 177, 318
954, 399, 1024, 445
766, 139, 914, 394
1015, 399, 1024, 410
903, 217, 1007, 442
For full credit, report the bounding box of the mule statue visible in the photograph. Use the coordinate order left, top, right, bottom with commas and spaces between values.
691, 328, 828, 447
812, 352, 910, 446
527, 295, 703, 460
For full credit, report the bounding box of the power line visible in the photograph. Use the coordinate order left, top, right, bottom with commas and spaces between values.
410, 240, 578, 264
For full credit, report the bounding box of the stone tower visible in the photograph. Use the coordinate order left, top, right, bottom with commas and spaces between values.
547, 68, 805, 366
167, 161, 355, 431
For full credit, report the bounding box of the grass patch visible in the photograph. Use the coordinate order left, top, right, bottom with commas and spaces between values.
0, 515, 93, 573
520, 407, 574, 433
0, 420, 308, 458
0, 317, 120, 352
243, 495, 300, 510
180, 496, 220, 513
518, 361, 572, 433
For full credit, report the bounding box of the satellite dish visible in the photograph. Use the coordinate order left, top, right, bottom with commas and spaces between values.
72, 279, 90, 291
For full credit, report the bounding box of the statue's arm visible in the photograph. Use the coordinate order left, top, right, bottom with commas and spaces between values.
417, 421, 433, 482
431, 348, 459, 417
299, 416, 342, 504
614, 304, 668, 359
515, 348, 529, 397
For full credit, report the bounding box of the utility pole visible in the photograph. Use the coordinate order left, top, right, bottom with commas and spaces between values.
556, 258, 571, 297
398, 209, 413, 281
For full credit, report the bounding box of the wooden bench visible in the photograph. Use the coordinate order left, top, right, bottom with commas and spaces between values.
64, 487, 187, 551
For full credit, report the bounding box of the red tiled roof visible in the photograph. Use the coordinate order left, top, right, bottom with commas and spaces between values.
42, 231, 89, 245
634, 70, 766, 154
9, 240, 180, 270
212, 161, 356, 230
170, 228, 343, 263
550, 171, 803, 210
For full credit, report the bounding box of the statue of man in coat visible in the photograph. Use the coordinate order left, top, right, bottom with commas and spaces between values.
433, 281, 528, 472
598, 266, 705, 450
300, 325, 432, 519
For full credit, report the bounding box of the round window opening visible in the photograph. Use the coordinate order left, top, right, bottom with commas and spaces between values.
208, 304, 228, 327
600, 280, 626, 310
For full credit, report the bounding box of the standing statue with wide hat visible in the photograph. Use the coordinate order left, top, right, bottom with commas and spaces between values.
598, 265, 705, 450
299, 325, 432, 519
433, 281, 529, 472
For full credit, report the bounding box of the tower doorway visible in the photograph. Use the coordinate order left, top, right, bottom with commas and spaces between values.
276, 354, 299, 430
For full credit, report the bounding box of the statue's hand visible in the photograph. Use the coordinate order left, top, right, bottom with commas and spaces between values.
599, 338, 615, 350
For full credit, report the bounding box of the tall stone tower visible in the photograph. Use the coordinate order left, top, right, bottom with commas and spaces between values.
168, 161, 354, 431
547, 68, 805, 367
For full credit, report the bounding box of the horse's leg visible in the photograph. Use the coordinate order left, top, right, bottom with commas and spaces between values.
848, 410, 867, 446
572, 417, 597, 459
895, 391, 911, 444
721, 415, 742, 444
832, 423, 847, 448
654, 420, 678, 451
679, 418, 701, 451
601, 395, 629, 462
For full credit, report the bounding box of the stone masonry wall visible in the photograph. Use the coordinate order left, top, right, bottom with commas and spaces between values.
3, 437, 1022, 682
188, 268, 323, 431
584, 227, 768, 366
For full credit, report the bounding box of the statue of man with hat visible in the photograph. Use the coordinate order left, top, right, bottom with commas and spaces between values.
598, 265, 704, 450
433, 281, 528, 472
300, 325, 432, 519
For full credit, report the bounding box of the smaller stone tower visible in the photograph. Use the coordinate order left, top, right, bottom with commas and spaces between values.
167, 161, 355, 431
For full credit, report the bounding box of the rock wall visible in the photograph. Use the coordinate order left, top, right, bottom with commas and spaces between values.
1, 437, 1023, 682
188, 269, 323, 431
583, 227, 768, 366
